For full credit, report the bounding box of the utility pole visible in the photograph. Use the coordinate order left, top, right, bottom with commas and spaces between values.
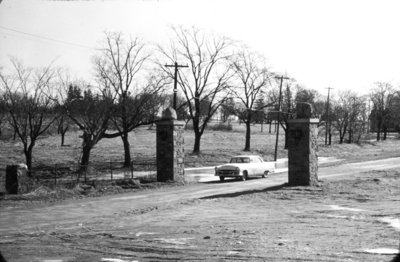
165, 62, 188, 111
274, 75, 289, 161
325, 87, 333, 145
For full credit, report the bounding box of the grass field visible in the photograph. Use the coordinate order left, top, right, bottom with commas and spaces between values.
1, 123, 400, 261
1, 122, 399, 172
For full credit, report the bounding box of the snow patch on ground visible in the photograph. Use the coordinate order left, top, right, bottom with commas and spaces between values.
364, 248, 399, 255
227, 251, 241, 255
101, 259, 138, 262
154, 237, 195, 245
379, 217, 400, 231
135, 231, 156, 237
329, 205, 367, 212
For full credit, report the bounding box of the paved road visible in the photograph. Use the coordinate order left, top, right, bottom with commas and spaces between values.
1, 157, 399, 235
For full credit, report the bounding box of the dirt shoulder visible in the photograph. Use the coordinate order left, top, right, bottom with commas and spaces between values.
1, 159, 400, 261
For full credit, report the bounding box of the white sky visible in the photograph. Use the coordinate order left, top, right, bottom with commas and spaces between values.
1, 0, 400, 96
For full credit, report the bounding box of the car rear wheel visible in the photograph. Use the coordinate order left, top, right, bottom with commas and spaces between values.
219, 176, 225, 182
262, 171, 269, 178
242, 171, 248, 181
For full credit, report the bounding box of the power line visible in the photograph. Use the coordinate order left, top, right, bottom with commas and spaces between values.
0, 25, 97, 50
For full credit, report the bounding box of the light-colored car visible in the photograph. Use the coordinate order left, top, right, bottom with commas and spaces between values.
215, 155, 275, 182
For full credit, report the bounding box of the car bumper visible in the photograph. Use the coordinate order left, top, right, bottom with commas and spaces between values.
215, 171, 240, 177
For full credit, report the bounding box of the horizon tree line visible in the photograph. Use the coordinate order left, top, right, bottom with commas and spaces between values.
1, 27, 400, 173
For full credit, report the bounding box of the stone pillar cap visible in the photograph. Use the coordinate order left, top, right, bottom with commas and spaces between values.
162, 107, 177, 120
296, 102, 313, 119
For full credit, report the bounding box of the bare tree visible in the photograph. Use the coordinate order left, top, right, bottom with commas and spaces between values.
55, 69, 74, 147
94, 32, 168, 167
0, 59, 58, 171
393, 91, 400, 134
0, 94, 6, 137
370, 82, 396, 141
65, 84, 114, 169
159, 26, 233, 154
346, 95, 367, 143
331, 99, 349, 144
330, 90, 366, 144
229, 47, 272, 151
56, 114, 71, 146
220, 97, 236, 123
353, 96, 368, 143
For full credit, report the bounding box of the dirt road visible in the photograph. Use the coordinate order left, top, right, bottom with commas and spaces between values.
1, 157, 400, 261
1, 157, 400, 235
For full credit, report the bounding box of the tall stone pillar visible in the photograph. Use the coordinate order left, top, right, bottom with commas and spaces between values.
287, 103, 319, 186
156, 107, 185, 182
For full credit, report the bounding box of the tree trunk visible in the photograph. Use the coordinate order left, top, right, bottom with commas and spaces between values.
348, 129, 352, 144
24, 148, 33, 175
121, 132, 131, 167
61, 132, 66, 147
376, 118, 382, 141
60, 125, 69, 147
383, 125, 387, 140
192, 115, 202, 154
339, 125, 347, 144
80, 144, 92, 170
244, 120, 251, 151
23, 142, 35, 176
376, 125, 381, 141
193, 130, 201, 154
80, 132, 93, 170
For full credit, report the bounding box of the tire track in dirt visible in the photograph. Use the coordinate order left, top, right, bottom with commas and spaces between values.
1, 157, 399, 236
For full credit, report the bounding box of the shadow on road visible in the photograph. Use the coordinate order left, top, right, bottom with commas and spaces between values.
201, 177, 268, 184
200, 183, 288, 199
202, 179, 243, 184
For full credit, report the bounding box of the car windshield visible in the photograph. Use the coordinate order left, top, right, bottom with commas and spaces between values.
230, 157, 250, 163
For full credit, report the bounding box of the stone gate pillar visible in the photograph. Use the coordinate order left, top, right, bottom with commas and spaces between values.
156, 107, 185, 182
287, 103, 319, 186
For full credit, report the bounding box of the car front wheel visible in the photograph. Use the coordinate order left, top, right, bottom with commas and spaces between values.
242, 171, 248, 181
219, 176, 225, 182
262, 171, 269, 178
